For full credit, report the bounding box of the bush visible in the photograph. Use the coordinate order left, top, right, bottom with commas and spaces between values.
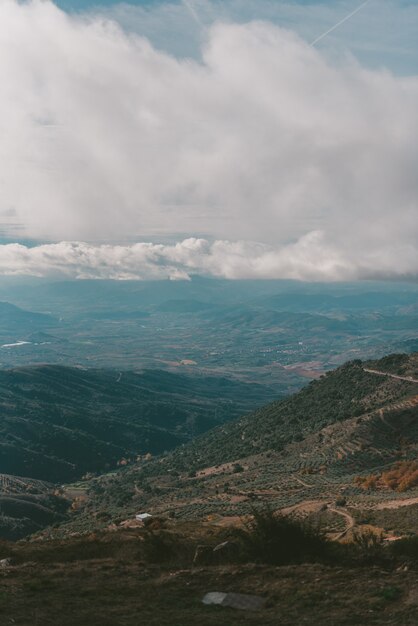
140, 530, 194, 565
389, 535, 418, 561
141, 531, 177, 563
234, 507, 330, 565
350, 529, 390, 567
352, 529, 383, 555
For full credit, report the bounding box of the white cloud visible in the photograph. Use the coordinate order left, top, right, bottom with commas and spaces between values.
0, 1, 417, 280
0, 236, 417, 281
102, 0, 418, 75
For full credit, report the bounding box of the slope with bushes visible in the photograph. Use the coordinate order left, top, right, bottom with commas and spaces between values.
0, 365, 275, 482
64, 353, 418, 531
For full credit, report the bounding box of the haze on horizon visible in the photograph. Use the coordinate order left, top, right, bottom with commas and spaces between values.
0, 0, 417, 281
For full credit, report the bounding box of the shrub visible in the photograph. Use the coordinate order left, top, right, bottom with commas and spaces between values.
351, 529, 387, 566
141, 531, 176, 563
389, 535, 418, 561
355, 460, 418, 493
140, 530, 193, 565
335, 497, 347, 507
234, 506, 330, 565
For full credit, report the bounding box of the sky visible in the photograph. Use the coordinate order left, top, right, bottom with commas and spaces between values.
0, 0, 417, 281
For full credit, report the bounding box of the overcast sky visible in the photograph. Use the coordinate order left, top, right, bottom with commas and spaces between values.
0, 0, 417, 281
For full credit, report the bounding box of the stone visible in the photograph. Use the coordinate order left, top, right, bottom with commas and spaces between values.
202, 592, 227, 605
202, 591, 266, 611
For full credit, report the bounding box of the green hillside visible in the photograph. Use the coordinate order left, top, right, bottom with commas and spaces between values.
0, 474, 69, 540
0, 365, 275, 482
65, 353, 418, 531
162, 354, 418, 472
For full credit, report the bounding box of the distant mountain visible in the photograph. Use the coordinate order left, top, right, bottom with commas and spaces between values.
0, 365, 276, 482
0, 301, 56, 332
155, 299, 215, 313
260, 291, 418, 312
72, 353, 418, 527
204, 308, 361, 332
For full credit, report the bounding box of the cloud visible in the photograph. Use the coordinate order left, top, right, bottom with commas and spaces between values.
0, 1, 417, 280
0, 236, 417, 281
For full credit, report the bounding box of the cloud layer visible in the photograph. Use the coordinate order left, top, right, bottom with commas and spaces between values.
0, 1, 417, 280
1, 237, 417, 281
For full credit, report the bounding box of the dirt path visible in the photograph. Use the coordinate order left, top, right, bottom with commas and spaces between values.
374, 496, 418, 510
328, 507, 355, 540
292, 475, 314, 488
363, 368, 418, 384
280, 499, 327, 516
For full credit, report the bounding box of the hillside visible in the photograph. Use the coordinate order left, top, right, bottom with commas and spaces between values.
0, 474, 68, 540
0, 365, 275, 483
149, 353, 418, 472
63, 353, 418, 532
0, 301, 55, 329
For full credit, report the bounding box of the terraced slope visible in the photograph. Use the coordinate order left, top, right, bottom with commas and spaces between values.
0, 474, 68, 540
0, 365, 275, 482
64, 353, 418, 530
159, 354, 418, 471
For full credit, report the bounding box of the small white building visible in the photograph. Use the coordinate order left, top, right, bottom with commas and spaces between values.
135, 513, 152, 522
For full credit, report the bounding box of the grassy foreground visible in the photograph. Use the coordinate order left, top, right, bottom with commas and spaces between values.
1, 558, 418, 625
1, 517, 418, 626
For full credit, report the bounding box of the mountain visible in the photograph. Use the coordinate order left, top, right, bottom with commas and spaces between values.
0, 301, 56, 333
0, 365, 276, 483
69, 353, 418, 528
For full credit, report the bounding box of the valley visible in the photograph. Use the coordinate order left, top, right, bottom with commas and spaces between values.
0, 278, 417, 394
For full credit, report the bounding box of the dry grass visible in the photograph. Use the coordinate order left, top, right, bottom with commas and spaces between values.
0, 525, 418, 625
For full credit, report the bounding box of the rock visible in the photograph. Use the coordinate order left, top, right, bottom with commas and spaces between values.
202, 592, 227, 605
0, 558, 11, 568
202, 591, 265, 611
193, 545, 213, 566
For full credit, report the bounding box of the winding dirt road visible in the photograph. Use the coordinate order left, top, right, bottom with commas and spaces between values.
363, 368, 418, 384
328, 507, 355, 540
